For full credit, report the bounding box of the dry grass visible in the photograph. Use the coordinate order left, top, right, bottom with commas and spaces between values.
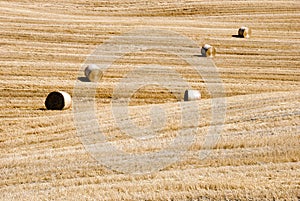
0, 0, 300, 200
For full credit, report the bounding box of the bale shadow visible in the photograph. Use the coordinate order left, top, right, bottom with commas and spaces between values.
78, 77, 90, 82
193, 54, 206, 58
232, 34, 243, 38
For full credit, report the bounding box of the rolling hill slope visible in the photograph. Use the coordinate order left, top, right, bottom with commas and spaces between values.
0, 0, 299, 200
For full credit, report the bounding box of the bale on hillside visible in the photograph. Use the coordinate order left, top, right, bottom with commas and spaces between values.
45, 91, 72, 110
184, 90, 201, 101
84, 64, 103, 82
201, 44, 216, 57
238, 26, 251, 38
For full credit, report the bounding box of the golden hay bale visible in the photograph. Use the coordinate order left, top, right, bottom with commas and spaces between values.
238, 26, 251, 38
184, 89, 201, 101
84, 64, 103, 82
45, 91, 72, 110
201, 44, 216, 57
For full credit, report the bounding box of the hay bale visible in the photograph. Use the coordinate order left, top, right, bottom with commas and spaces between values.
184, 90, 201, 101
45, 91, 72, 110
201, 44, 216, 57
238, 26, 251, 38
84, 64, 103, 82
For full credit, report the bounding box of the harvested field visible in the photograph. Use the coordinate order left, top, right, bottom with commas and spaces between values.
0, 0, 300, 200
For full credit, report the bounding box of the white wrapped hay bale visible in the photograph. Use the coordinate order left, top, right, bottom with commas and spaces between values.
184, 90, 201, 101
238, 26, 251, 38
201, 44, 216, 57
45, 91, 72, 110
84, 64, 103, 82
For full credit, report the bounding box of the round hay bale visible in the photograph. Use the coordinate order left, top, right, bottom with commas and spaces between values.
84, 64, 103, 82
201, 44, 216, 57
184, 90, 201, 101
238, 26, 251, 38
45, 91, 72, 110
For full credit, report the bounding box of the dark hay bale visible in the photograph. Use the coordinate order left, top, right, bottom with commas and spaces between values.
84, 64, 103, 82
45, 91, 71, 110
238, 27, 251, 38
184, 89, 201, 101
201, 44, 216, 57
